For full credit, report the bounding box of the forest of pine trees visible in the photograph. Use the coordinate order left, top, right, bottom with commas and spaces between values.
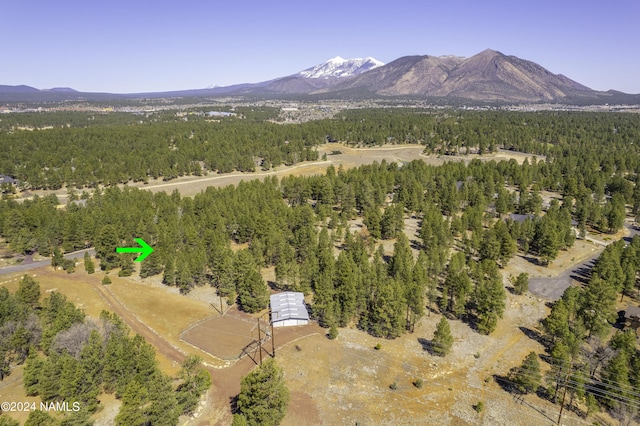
0, 276, 211, 425
2, 108, 640, 422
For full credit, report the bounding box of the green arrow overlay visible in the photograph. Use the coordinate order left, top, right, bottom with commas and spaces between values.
116, 238, 154, 262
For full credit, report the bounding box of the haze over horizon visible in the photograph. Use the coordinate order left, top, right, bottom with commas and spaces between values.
3, 0, 639, 94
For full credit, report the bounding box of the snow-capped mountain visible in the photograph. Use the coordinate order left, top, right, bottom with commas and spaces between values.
296, 56, 384, 79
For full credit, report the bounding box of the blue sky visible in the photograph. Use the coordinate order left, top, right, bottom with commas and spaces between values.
3, 0, 639, 94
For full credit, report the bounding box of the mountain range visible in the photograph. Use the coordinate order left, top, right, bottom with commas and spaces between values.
2, 49, 639, 104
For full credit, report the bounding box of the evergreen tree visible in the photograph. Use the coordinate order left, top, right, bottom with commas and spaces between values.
117, 254, 134, 277
23, 349, 45, 396
95, 225, 120, 270
511, 272, 529, 295
76, 330, 104, 412
234, 250, 269, 313
83, 251, 95, 274
51, 246, 64, 269
175, 355, 212, 416
236, 359, 290, 426
0, 415, 20, 426
388, 232, 413, 284
162, 257, 176, 287
363, 208, 382, 240
472, 260, 506, 334
139, 251, 162, 278
579, 274, 617, 339
16, 274, 40, 308
509, 351, 541, 394
380, 204, 404, 239
432, 317, 453, 357
24, 410, 58, 426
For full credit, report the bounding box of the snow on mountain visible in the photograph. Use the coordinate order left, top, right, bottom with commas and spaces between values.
297, 56, 384, 79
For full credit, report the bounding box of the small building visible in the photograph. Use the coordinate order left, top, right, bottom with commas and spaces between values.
508, 213, 535, 223
270, 292, 309, 328
0, 174, 17, 185
624, 304, 640, 336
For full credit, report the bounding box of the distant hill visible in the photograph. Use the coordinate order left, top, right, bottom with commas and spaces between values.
0, 85, 119, 102
2, 51, 640, 104
313, 49, 598, 102
0, 85, 40, 93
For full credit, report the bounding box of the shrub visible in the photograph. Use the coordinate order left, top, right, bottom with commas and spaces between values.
374, 343, 381, 350
102, 275, 112, 285
473, 401, 484, 412
389, 382, 397, 390
413, 378, 424, 389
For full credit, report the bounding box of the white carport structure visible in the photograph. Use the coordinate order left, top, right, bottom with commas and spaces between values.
270, 292, 309, 327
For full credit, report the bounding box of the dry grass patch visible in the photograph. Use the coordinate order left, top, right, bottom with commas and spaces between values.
106, 275, 223, 364
1, 267, 111, 318
276, 288, 566, 425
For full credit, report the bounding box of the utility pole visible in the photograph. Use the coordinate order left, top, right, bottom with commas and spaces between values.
557, 364, 572, 425
271, 317, 275, 357
257, 315, 263, 366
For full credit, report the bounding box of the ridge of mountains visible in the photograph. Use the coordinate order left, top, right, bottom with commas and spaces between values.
2, 50, 639, 104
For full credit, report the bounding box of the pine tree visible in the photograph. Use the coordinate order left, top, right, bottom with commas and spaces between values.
236, 359, 290, 426
235, 250, 269, 313
51, 246, 64, 269
162, 257, 176, 287
139, 251, 162, 278
432, 317, 453, 357
363, 207, 382, 240
24, 410, 58, 426
76, 330, 104, 412
83, 251, 95, 274
16, 274, 40, 308
579, 273, 617, 339
95, 225, 120, 270
509, 351, 541, 394
472, 261, 506, 335
23, 349, 45, 396
0, 414, 20, 426
511, 272, 529, 295
175, 355, 212, 416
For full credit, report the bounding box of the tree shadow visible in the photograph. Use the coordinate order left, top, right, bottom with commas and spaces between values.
493, 375, 557, 423
417, 337, 443, 356
417, 337, 432, 352
493, 374, 518, 393
266, 280, 280, 291
229, 395, 239, 414
518, 254, 540, 266
569, 274, 590, 285
518, 326, 548, 347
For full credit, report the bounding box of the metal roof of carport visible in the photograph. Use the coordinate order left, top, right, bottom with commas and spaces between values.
270, 292, 309, 321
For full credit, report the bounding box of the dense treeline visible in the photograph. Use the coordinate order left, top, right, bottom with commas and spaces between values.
0, 276, 211, 425
0, 117, 320, 188
1, 110, 638, 336
2, 152, 595, 338
2, 110, 640, 191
